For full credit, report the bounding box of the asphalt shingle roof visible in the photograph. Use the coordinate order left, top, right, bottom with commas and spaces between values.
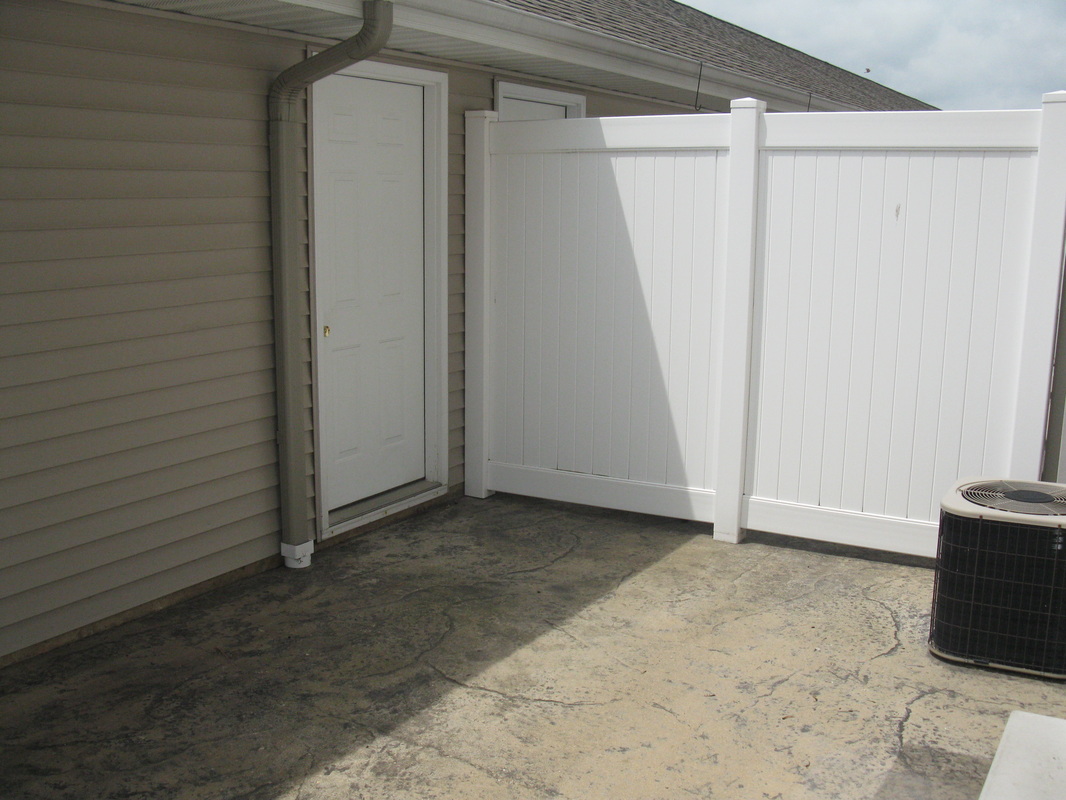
486, 0, 936, 111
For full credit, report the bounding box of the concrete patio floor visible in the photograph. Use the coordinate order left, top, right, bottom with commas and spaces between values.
2, 494, 1065, 799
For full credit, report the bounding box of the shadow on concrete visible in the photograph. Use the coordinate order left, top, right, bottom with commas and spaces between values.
870, 744, 990, 800
743, 529, 936, 570
0, 494, 705, 799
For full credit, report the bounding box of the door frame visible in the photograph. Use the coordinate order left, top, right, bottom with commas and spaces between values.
309, 60, 450, 540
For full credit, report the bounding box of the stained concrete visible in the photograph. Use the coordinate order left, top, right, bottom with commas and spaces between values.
2, 494, 1065, 799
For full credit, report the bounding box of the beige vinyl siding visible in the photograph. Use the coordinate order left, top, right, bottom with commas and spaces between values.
0, 0, 309, 660
0, 0, 699, 662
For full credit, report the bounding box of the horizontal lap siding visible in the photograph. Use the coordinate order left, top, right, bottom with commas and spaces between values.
0, 1, 693, 658
0, 0, 309, 659
750, 149, 1036, 524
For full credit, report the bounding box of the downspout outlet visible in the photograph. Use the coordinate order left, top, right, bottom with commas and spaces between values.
281, 540, 315, 569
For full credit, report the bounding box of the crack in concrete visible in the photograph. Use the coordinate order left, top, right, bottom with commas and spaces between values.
759, 670, 800, 699
353, 609, 458, 683
542, 618, 647, 674
894, 687, 945, 767
426, 662, 614, 708
650, 701, 682, 721
861, 584, 905, 661
704, 575, 835, 638
504, 530, 581, 576
648, 700, 702, 734
366, 728, 566, 797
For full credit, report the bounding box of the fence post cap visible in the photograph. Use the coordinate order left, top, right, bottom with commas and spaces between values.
1042, 91, 1066, 104
731, 97, 766, 110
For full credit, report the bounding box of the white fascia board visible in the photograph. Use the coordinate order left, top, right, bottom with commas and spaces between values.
269, 0, 859, 112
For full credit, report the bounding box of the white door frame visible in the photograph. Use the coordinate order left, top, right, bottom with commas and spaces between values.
309, 60, 449, 540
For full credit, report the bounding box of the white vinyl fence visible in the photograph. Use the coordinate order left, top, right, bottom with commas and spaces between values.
465, 94, 1066, 557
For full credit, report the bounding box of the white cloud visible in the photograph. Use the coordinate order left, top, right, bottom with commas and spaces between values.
684, 0, 1066, 109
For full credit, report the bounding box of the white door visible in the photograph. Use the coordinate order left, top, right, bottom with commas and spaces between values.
313, 73, 426, 511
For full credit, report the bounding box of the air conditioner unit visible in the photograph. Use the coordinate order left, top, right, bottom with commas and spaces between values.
929, 478, 1066, 679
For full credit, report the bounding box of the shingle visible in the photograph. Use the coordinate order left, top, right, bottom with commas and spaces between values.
486, 0, 936, 110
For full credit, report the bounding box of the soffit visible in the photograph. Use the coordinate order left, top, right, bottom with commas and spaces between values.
106, 0, 861, 112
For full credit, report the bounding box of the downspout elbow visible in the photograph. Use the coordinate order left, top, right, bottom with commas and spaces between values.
269, 0, 393, 567
269, 1, 394, 121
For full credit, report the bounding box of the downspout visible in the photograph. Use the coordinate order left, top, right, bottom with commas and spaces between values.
269, 0, 394, 568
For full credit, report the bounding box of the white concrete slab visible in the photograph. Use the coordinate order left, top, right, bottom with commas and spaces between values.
979, 710, 1066, 800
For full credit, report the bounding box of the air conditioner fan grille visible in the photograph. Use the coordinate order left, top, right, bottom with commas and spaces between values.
960, 479, 1066, 515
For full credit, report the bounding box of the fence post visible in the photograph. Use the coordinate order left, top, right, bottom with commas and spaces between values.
714, 98, 765, 542
1035, 92, 1066, 481
1015, 92, 1066, 479
464, 110, 498, 498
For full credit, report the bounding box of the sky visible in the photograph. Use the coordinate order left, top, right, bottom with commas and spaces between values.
682, 0, 1066, 110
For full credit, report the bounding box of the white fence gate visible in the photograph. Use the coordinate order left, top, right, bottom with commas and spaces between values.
465, 94, 1066, 557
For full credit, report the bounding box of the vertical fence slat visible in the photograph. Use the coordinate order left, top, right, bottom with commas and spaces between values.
539, 154, 562, 471
610, 156, 636, 480
957, 155, 1008, 479
839, 154, 886, 513
931, 155, 985, 516
988, 154, 1037, 473
684, 153, 718, 491
884, 153, 934, 519
779, 151, 817, 503
905, 154, 957, 518
591, 154, 615, 476
522, 154, 544, 468
628, 155, 656, 483
556, 152, 580, 473
862, 153, 909, 516
501, 156, 526, 466
573, 154, 598, 475
666, 153, 696, 488
752, 151, 790, 501
645, 155, 675, 485
817, 152, 862, 511
797, 152, 839, 507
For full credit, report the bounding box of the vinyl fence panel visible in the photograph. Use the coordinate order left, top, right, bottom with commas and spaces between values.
749, 149, 1037, 531
467, 95, 1066, 557
485, 139, 728, 520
